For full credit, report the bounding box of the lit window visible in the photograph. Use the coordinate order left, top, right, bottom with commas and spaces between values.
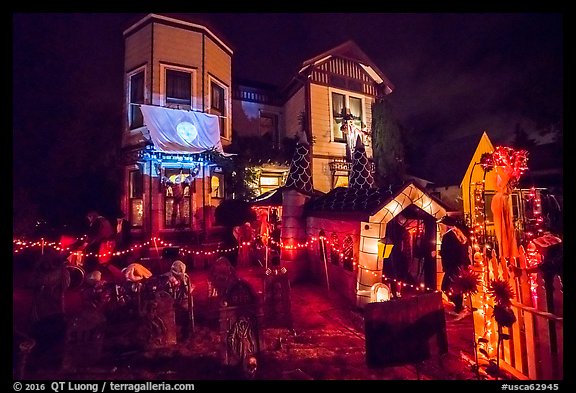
129, 170, 143, 227
333, 174, 349, 189
163, 168, 193, 228
331, 91, 364, 142
211, 169, 225, 199
260, 173, 284, 194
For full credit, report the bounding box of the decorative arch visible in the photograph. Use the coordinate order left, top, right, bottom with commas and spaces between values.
357, 183, 448, 307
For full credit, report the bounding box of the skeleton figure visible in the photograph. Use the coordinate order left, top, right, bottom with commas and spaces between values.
227, 316, 255, 364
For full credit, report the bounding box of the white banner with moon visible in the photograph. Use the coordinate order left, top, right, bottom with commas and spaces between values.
140, 104, 224, 154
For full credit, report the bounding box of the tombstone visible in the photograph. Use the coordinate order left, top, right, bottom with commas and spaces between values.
208, 256, 238, 298
364, 291, 448, 367
219, 279, 263, 367
138, 290, 177, 348
263, 268, 293, 329
61, 309, 106, 371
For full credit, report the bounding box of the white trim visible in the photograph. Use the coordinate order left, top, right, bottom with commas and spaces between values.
124, 13, 233, 55
359, 63, 384, 84
208, 75, 230, 141
159, 64, 198, 111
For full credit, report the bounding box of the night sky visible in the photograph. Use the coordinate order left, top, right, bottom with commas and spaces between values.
12, 13, 563, 231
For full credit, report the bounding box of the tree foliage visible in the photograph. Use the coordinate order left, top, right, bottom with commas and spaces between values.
225, 130, 298, 199
214, 199, 256, 228
512, 122, 537, 149
371, 99, 406, 187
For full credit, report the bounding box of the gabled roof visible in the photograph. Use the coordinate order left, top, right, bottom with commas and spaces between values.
306, 180, 450, 221
297, 40, 394, 94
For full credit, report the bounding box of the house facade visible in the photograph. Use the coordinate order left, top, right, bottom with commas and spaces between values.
119, 14, 233, 242
233, 40, 395, 194
119, 14, 398, 243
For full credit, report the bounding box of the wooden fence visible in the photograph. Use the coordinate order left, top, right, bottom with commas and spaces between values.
471, 246, 563, 380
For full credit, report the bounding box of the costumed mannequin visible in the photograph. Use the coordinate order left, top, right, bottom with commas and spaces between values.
162, 169, 195, 226
340, 110, 370, 161
82, 211, 116, 274
234, 222, 255, 268
489, 147, 527, 259
439, 216, 471, 316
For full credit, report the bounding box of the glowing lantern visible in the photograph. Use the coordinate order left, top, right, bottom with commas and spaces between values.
378, 238, 395, 259
370, 283, 391, 302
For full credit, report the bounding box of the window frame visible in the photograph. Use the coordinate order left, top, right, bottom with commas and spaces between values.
210, 167, 225, 199
128, 169, 144, 227
329, 88, 365, 143
127, 66, 146, 130
160, 64, 197, 110
208, 75, 230, 140
162, 167, 194, 228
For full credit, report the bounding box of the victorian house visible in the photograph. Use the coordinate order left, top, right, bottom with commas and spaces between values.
233, 40, 395, 194
119, 14, 233, 243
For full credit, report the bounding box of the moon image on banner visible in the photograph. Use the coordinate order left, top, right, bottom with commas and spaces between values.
176, 121, 198, 145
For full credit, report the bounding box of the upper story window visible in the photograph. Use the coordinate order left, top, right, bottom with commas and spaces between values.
161, 64, 196, 110
211, 82, 225, 112
128, 67, 145, 129
331, 91, 364, 143
209, 76, 229, 139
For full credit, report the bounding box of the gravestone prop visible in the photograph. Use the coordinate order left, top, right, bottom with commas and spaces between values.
208, 256, 238, 297
207, 257, 237, 321
139, 290, 177, 347
263, 267, 293, 330
364, 291, 448, 367
219, 279, 263, 367
62, 309, 106, 371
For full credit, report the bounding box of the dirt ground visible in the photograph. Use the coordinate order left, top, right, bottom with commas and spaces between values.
13, 252, 485, 381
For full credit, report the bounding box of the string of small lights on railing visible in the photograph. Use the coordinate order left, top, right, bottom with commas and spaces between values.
523, 186, 544, 306
14, 233, 437, 294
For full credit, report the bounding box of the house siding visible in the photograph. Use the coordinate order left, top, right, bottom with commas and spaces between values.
124, 24, 152, 74
309, 83, 376, 192
121, 16, 231, 240
283, 86, 305, 138
204, 37, 232, 143
232, 100, 283, 138
151, 24, 203, 108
